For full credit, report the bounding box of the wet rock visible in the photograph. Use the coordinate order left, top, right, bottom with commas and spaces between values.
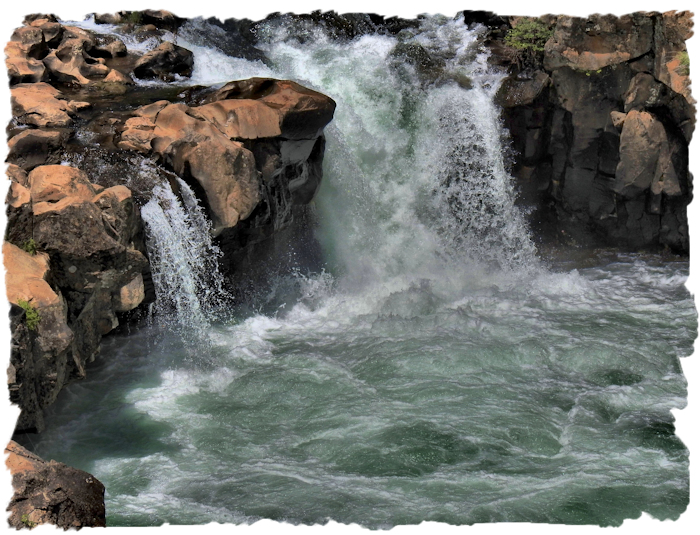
11, 82, 90, 128
497, 71, 551, 107
5, 440, 106, 529
133, 42, 194, 81
150, 102, 261, 233
119, 78, 335, 235
89, 34, 128, 58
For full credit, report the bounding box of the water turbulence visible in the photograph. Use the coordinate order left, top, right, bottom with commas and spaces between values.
23, 14, 694, 528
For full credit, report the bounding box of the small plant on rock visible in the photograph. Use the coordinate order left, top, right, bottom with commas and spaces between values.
20, 514, 37, 528
21, 238, 37, 255
677, 51, 690, 76
504, 18, 554, 69
17, 299, 41, 331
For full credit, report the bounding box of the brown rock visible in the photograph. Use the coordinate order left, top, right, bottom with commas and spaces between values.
3, 242, 73, 377
6, 164, 29, 187
653, 11, 694, 100
28, 165, 98, 203
11, 83, 91, 128
151, 103, 261, 233
7, 129, 69, 170
192, 99, 283, 139
10, 26, 47, 59
5, 41, 48, 84
114, 273, 145, 312
545, 13, 654, 71
210, 78, 337, 140
5, 440, 106, 529
117, 116, 156, 152
610, 111, 627, 129
133, 42, 194, 80
614, 110, 680, 198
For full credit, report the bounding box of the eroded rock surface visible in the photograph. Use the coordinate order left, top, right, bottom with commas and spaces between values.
5, 440, 106, 529
118, 78, 336, 240
5, 164, 150, 432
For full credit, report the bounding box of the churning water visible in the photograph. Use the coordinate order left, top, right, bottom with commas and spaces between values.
20, 15, 695, 527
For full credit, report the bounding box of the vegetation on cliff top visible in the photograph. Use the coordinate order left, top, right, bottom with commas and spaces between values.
504, 18, 554, 68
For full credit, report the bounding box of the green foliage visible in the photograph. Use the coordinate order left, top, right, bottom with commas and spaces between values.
17, 299, 41, 331
504, 18, 554, 53
21, 238, 37, 255
125, 11, 143, 25
20, 514, 37, 528
677, 51, 690, 75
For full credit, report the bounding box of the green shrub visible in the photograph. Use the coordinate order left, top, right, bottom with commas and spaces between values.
504, 18, 554, 68
677, 51, 690, 76
20, 514, 37, 528
17, 299, 41, 331
21, 238, 37, 255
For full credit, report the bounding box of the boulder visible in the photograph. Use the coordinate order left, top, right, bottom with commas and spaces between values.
119, 79, 336, 235
207, 78, 337, 140
614, 110, 683, 198
11, 83, 90, 128
5, 41, 48, 85
5, 441, 106, 529
7, 129, 69, 170
150, 103, 261, 233
133, 42, 194, 80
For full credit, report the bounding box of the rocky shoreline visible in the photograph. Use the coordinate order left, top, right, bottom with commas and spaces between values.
3, 8, 694, 530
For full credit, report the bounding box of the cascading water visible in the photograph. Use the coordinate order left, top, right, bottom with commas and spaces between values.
21, 14, 694, 528
141, 177, 228, 336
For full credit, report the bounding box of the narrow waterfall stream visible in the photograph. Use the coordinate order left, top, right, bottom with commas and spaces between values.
18, 14, 694, 528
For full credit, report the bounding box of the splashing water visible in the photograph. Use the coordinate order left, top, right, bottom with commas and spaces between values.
21, 14, 694, 529
140, 178, 228, 336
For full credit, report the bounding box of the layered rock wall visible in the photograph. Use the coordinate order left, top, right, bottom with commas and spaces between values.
494, 11, 694, 252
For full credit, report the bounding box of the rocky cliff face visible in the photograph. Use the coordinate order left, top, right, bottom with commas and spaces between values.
4, 12, 335, 435
492, 11, 694, 252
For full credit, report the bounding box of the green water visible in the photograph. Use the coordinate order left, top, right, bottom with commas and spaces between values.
22, 254, 694, 527
20, 14, 695, 528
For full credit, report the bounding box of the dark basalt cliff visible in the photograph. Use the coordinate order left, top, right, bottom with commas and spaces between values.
488, 11, 694, 252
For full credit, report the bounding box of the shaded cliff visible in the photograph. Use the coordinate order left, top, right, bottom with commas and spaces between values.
490, 11, 694, 252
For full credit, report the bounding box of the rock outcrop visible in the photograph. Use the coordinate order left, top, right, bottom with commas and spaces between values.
5, 164, 150, 433
4, 9, 335, 435
495, 11, 693, 252
118, 78, 336, 251
5, 440, 106, 529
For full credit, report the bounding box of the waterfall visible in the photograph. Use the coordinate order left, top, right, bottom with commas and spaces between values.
246, 15, 537, 296
140, 178, 228, 335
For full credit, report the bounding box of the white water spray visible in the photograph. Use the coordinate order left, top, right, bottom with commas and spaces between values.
140, 178, 228, 334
